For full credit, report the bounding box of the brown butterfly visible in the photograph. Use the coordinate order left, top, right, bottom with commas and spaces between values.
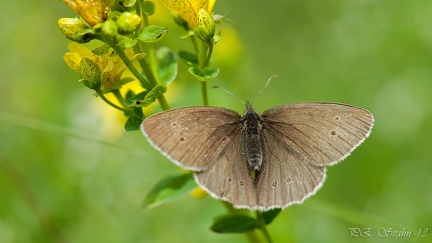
141, 82, 374, 210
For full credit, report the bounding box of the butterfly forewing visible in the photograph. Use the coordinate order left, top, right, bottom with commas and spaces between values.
142, 106, 241, 170
261, 102, 374, 167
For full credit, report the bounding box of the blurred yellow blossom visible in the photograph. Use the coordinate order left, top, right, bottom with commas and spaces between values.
190, 186, 208, 199
160, 0, 216, 28
64, 42, 131, 90
63, 0, 112, 26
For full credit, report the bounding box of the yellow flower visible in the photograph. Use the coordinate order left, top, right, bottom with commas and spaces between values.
160, 0, 216, 28
63, 0, 113, 26
64, 42, 129, 90
190, 186, 208, 199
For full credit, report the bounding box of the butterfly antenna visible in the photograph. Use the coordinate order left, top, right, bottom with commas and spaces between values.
212, 85, 246, 105
251, 75, 278, 106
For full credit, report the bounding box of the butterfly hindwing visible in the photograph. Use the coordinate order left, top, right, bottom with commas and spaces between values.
256, 129, 326, 209
195, 130, 258, 209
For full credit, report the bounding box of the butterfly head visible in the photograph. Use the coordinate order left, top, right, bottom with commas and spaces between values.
242, 101, 262, 132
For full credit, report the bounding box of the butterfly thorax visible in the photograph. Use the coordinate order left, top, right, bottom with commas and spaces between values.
243, 104, 264, 172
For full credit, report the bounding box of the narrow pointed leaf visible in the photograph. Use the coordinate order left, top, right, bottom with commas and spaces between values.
137, 25, 168, 43
143, 173, 195, 208
131, 84, 167, 107
178, 51, 198, 65
211, 215, 258, 233
117, 35, 138, 49
262, 208, 282, 225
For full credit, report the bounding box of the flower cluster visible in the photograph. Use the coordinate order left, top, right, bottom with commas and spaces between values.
58, 0, 224, 210
58, 0, 221, 113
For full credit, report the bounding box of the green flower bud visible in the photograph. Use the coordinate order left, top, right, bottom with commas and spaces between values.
102, 19, 118, 37
195, 9, 215, 43
116, 12, 141, 34
143, 1, 156, 16
79, 58, 101, 89
58, 18, 92, 43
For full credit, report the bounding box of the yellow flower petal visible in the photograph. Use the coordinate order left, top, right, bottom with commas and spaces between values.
68, 42, 94, 58
63, 52, 81, 72
63, 0, 109, 26
208, 0, 216, 13
160, 0, 197, 27
64, 42, 130, 91
191, 0, 208, 14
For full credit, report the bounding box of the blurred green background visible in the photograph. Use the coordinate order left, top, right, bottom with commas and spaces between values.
1, 0, 431, 242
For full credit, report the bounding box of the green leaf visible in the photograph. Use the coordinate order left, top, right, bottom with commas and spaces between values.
180, 30, 194, 39
119, 77, 135, 86
137, 25, 168, 43
131, 84, 167, 107
211, 34, 221, 45
117, 35, 138, 49
78, 79, 92, 89
178, 51, 198, 65
125, 90, 135, 101
124, 107, 143, 131
262, 208, 281, 225
211, 215, 258, 233
92, 44, 111, 55
108, 10, 121, 19
156, 47, 177, 85
126, 90, 149, 106
143, 173, 195, 209
92, 23, 104, 30
188, 66, 219, 81
123, 0, 136, 7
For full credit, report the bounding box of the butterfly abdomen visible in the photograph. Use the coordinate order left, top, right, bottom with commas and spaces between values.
243, 106, 264, 172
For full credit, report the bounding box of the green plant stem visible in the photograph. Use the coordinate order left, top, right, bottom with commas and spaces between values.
195, 37, 210, 105
101, 34, 170, 111
147, 43, 159, 78
140, 6, 161, 82
256, 211, 273, 243
101, 35, 149, 89
112, 89, 128, 108
130, 43, 170, 111
95, 89, 128, 112
204, 43, 213, 68
200, 81, 209, 105
197, 38, 208, 68
136, 6, 171, 111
